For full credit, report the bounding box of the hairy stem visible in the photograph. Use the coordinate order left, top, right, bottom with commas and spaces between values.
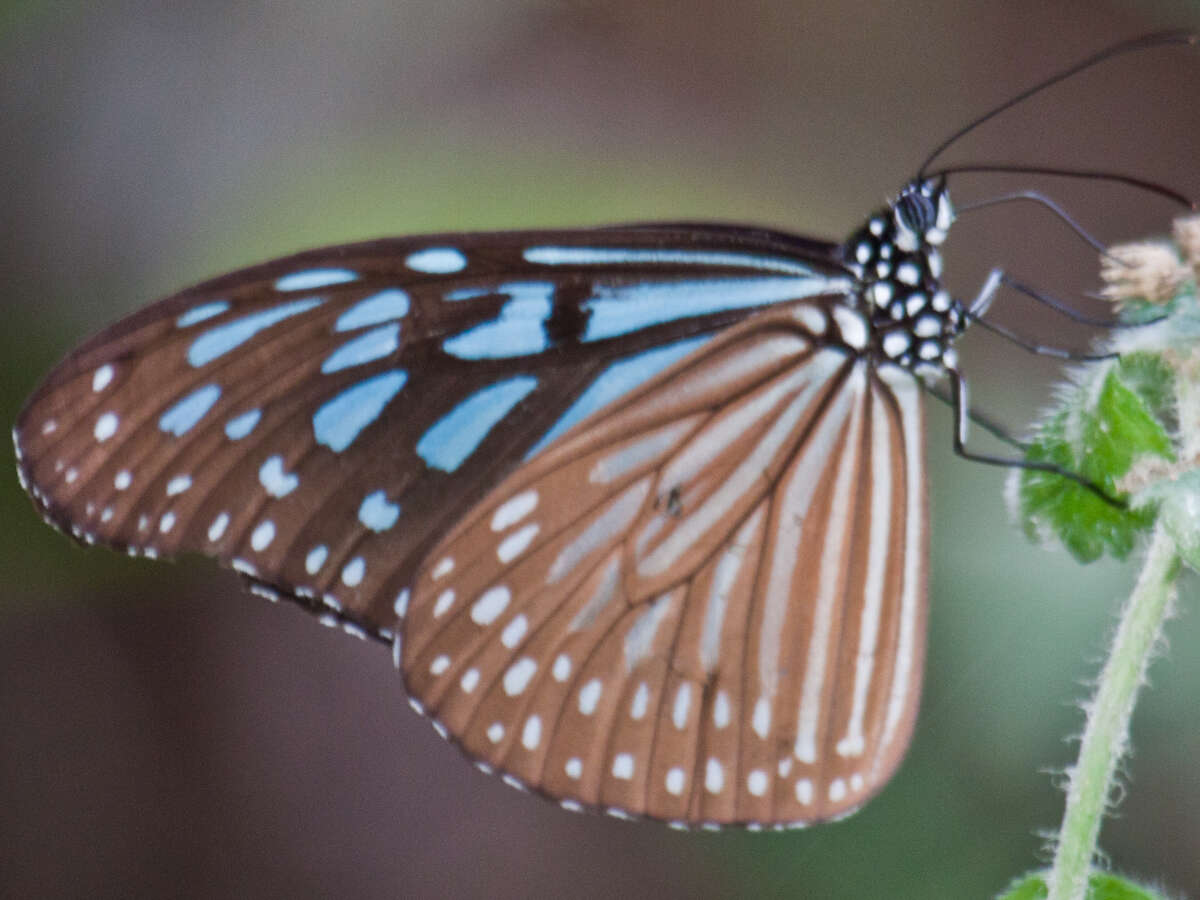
1045, 524, 1179, 900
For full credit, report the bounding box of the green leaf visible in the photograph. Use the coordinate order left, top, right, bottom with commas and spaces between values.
998, 872, 1048, 900
1016, 356, 1174, 563
998, 871, 1169, 900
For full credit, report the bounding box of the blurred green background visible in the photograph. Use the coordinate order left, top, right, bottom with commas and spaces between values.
2, 2, 1198, 898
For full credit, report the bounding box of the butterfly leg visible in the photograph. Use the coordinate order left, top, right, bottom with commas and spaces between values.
918, 377, 1026, 452
945, 367, 1123, 506
971, 265, 1163, 329
963, 304, 1117, 363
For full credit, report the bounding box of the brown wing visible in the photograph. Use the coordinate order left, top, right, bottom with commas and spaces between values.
13, 230, 848, 638
400, 302, 928, 828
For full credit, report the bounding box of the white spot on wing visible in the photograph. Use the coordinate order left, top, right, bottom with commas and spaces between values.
341, 557, 365, 587
611, 753, 634, 780
497, 523, 539, 563
491, 489, 538, 531
305, 545, 328, 575
829, 778, 847, 802
665, 767, 686, 796
578, 678, 602, 715
713, 690, 731, 729
433, 589, 455, 618
752, 697, 771, 740
92, 364, 114, 392
460, 668, 479, 693
672, 683, 691, 730
250, 520, 275, 551
503, 657, 538, 696
630, 681, 650, 720
521, 714, 542, 750
795, 779, 813, 805
747, 769, 768, 797
470, 586, 510, 625
259, 456, 298, 498
704, 758, 724, 794
393, 588, 410, 618
165, 474, 192, 496
94, 412, 118, 442
500, 614, 528, 648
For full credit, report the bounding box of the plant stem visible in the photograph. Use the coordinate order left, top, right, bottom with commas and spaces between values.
1045, 524, 1179, 900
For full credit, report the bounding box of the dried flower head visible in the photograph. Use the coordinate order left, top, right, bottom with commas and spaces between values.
1172, 215, 1200, 274
1100, 240, 1187, 306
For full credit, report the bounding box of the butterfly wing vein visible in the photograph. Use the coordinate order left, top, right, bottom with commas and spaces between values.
403, 310, 927, 826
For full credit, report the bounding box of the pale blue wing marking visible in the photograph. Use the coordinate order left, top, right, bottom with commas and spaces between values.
405, 247, 467, 273
224, 409, 261, 440
523, 245, 818, 275
258, 455, 299, 498
582, 276, 846, 342
313, 369, 408, 453
525, 335, 713, 459
442, 283, 553, 360
336, 289, 410, 332
159, 384, 221, 437
417, 375, 538, 473
176, 301, 230, 328
188, 298, 323, 367
358, 490, 401, 531
275, 268, 358, 291
321, 324, 400, 374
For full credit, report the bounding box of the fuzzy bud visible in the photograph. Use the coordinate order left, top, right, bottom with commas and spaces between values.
1100, 241, 1187, 306
1172, 215, 1200, 275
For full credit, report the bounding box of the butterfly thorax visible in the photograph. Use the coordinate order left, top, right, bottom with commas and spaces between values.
841, 177, 965, 375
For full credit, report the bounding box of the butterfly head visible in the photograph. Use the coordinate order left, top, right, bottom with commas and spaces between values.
844, 176, 964, 374
892, 177, 954, 250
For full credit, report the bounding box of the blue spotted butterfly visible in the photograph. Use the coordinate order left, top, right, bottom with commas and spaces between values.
14, 32, 1190, 829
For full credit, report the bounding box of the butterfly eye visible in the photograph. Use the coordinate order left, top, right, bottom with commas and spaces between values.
894, 191, 936, 239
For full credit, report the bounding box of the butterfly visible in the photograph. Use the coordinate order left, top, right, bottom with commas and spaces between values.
12, 32, 1190, 831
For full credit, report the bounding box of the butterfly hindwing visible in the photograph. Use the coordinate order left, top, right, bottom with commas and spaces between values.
15, 228, 849, 637
402, 304, 927, 826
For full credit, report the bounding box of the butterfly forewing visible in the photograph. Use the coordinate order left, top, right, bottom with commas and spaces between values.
403, 305, 927, 826
15, 230, 849, 638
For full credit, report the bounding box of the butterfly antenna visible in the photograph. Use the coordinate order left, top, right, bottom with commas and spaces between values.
917, 30, 1198, 179
927, 163, 1194, 209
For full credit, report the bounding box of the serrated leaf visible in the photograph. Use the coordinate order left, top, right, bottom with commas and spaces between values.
1016, 359, 1173, 563
1114, 352, 1175, 429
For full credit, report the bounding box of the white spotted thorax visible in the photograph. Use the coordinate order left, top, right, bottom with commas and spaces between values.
844, 177, 964, 375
